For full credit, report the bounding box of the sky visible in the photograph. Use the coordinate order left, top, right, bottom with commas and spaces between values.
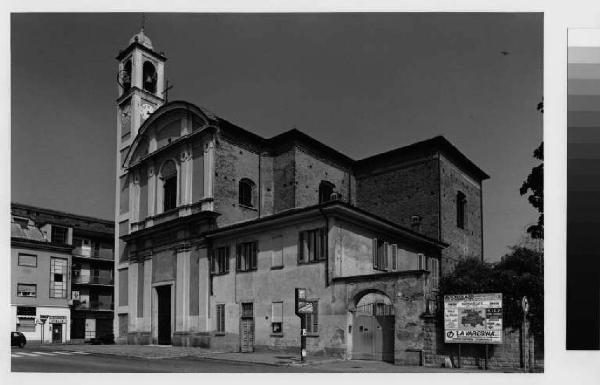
10, 12, 543, 261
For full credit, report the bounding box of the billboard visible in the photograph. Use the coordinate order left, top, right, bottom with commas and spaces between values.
444, 293, 503, 344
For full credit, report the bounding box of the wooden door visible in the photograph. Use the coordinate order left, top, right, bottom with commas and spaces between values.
240, 302, 254, 352
352, 303, 395, 362
240, 318, 254, 352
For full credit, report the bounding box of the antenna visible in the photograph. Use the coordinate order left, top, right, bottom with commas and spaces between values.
141, 13, 145, 32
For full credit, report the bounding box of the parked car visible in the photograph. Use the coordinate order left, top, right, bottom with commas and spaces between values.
11, 332, 26, 348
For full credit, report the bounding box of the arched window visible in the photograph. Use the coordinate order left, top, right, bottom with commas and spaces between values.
161, 160, 177, 212
238, 178, 255, 207
319, 181, 335, 204
143, 61, 157, 94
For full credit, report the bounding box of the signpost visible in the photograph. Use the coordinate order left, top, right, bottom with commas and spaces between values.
38, 315, 48, 344
444, 293, 503, 370
295, 288, 316, 362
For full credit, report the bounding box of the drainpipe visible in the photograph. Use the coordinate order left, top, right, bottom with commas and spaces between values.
318, 206, 330, 287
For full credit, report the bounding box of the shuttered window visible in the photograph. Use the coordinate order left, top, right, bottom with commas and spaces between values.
216, 304, 225, 332
373, 239, 389, 271
211, 246, 230, 275
271, 302, 283, 334
298, 228, 326, 264
236, 242, 257, 272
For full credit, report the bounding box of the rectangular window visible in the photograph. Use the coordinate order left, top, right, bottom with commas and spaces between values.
457, 191, 467, 229
17, 283, 36, 297
50, 258, 68, 298
271, 302, 283, 334
298, 228, 326, 264
211, 246, 230, 275
51, 225, 68, 244
18, 253, 37, 267
271, 235, 283, 268
236, 242, 257, 272
305, 301, 318, 335
216, 304, 225, 333
241, 302, 254, 318
372, 239, 389, 271
391, 244, 397, 271
418, 253, 427, 270
17, 317, 36, 332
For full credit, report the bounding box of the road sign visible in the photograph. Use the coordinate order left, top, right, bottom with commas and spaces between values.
297, 301, 314, 314
444, 293, 503, 344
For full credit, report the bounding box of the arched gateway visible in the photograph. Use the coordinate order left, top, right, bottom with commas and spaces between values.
352, 291, 395, 362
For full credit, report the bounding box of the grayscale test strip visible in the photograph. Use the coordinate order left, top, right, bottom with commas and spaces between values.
567, 29, 600, 350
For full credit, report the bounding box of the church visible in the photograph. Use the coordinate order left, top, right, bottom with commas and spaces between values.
113, 29, 488, 365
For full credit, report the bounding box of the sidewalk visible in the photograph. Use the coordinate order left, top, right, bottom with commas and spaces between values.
43, 343, 534, 372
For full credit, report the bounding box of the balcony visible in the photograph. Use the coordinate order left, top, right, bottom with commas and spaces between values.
72, 301, 114, 312
72, 247, 114, 261
72, 276, 114, 286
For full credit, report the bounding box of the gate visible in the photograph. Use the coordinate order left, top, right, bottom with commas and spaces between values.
240, 303, 254, 352
353, 302, 395, 362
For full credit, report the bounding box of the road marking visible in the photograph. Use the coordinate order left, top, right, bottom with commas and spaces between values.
52, 351, 75, 355
11, 354, 25, 358
15, 352, 40, 357
33, 351, 56, 355
70, 351, 92, 354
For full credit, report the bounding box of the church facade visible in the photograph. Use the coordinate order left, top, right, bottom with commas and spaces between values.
114, 30, 488, 365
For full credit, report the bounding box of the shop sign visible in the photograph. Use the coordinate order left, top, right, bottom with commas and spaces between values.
444, 293, 503, 344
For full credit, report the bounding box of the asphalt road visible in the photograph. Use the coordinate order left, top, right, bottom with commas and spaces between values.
10, 347, 321, 373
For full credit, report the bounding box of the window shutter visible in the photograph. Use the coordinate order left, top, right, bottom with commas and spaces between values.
383, 242, 389, 270
392, 244, 397, 271
298, 231, 304, 263
372, 238, 378, 268
225, 247, 230, 273
320, 228, 326, 261
251, 242, 257, 270
210, 249, 215, 274
236, 244, 241, 271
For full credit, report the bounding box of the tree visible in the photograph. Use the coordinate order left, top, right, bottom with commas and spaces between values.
520, 101, 544, 239
440, 247, 544, 336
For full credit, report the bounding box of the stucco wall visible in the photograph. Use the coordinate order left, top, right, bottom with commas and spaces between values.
11, 247, 72, 308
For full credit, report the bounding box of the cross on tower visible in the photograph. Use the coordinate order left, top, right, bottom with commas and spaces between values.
162, 80, 174, 102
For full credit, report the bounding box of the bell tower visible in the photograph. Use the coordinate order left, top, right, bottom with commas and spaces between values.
116, 29, 167, 141
114, 29, 166, 343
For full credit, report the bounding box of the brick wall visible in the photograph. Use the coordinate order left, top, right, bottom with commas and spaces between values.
439, 155, 483, 273
293, 146, 352, 207
273, 149, 295, 213
214, 138, 262, 227
423, 316, 543, 370
355, 157, 440, 240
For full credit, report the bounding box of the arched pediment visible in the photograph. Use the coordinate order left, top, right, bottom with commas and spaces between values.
123, 100, 218, 169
